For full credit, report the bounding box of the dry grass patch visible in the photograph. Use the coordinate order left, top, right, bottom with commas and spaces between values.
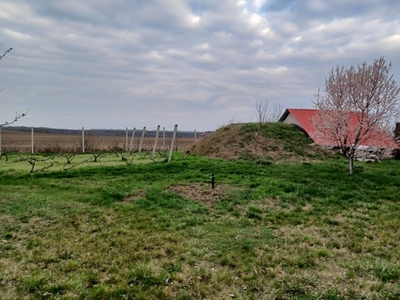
123, 190, 146, 202
166, 183, 242, 206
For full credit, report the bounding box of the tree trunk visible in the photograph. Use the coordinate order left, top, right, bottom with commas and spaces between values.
395, 122, 400, 144
348, 155, 354, 175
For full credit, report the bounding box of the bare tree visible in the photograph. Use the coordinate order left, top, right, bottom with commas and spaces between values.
255, 99, 283, 123
312, 57, 400, 175
253, 99, 283, 163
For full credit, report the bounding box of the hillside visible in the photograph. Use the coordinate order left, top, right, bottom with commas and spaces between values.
191, 122, 335, 161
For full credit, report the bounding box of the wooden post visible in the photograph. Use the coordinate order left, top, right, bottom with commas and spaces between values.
82, 127, 85, 153
168, 124, 178, 163
138, 126, 146, 153
129, 127, 136, 152
152, 125, 160, 159
0, 126, 2, 157
125, 127, 128, 151
163, 127, 166, 151
31, 126, 34, 154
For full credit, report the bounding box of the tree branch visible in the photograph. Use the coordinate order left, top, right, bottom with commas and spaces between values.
0, 108, 30, 126
0, 48, 12, 60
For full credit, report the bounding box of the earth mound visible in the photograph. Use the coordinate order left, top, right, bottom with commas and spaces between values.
190, 122, 335, 161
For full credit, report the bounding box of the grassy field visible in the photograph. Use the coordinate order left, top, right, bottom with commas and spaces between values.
1, 154, 400, 299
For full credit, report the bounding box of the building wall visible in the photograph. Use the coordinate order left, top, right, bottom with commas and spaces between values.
282, 113, 300, 126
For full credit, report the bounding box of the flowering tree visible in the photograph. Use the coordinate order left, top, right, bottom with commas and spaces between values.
1, 48, 28, 126
312, 57, 400, 175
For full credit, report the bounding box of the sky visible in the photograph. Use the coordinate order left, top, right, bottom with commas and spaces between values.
0, 0, 399, 131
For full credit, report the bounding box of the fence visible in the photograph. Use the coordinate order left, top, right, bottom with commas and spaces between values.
0, 125, 201, 162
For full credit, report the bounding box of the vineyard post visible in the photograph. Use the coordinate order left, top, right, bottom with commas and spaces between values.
0, 126, 2, 157
163, 127, 166, 151
168, 124, 178, 163
125, 127, 128, 151
82, 127, 85, 153
31, 126, 34, 154
152, 125, 160, 160
138, 126, 146, 153
129, 127, 136, 152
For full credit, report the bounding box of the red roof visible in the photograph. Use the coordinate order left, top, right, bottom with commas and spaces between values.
279, 108, 399, 149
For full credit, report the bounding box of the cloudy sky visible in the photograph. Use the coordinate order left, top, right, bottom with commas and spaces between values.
1, 0, 399, 131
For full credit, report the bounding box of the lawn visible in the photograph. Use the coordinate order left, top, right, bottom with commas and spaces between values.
0, 153, 399, 299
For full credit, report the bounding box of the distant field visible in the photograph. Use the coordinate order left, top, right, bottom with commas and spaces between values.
0, 130, 196, 153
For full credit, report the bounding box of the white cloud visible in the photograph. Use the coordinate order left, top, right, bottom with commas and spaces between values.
148, 51, 164, 60
197, 53, 215, 62
186, 13, 201, 25
194, 43, 210, 51
3, 29, 34, 41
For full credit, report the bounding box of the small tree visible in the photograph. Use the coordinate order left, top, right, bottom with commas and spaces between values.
255, 99, 282, 123
313, 57, 400, 175
253, 99, 283, 163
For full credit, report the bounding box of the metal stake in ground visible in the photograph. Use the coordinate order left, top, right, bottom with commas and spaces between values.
211, 173, 215, 189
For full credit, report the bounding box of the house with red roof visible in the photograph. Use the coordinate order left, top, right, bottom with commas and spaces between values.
278, 108, 399, 158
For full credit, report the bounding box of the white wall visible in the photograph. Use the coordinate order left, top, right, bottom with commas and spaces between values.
282, 113, 300, 126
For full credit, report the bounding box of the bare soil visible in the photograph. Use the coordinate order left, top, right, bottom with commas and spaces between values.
123, 190, 147, 202
166, 183, 241, 206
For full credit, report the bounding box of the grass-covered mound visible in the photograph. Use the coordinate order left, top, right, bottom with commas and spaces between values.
191, 122, 335, 161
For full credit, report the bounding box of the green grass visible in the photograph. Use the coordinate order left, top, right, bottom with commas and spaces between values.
0, 154, 399, 299
192, 122, 336, 162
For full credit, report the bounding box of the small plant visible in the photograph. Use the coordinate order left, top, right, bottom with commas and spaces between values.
121, 151, 136, 165
20, 274, 47, 294
373, 260, 400, 282
128, 265, 168, 289
62, 156, 88, 171
90, 151, 104, 162
18, 153, 55, 173
245, 205, 263, 220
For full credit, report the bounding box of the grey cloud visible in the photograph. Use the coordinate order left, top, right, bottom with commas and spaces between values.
1, 0, 399, 130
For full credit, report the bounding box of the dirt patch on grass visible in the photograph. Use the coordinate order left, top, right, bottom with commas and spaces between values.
123, 190, 146, 202
123, 184, 241, 205
166, 183, 241, 205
